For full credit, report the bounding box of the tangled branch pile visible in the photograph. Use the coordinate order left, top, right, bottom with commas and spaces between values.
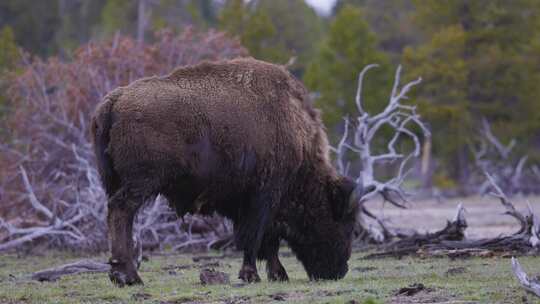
469, 118, 540, 195
365, 173, 540, 259
0, 28, 246, 252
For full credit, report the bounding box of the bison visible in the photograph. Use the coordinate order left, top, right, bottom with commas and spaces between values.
91, 58, 365, 286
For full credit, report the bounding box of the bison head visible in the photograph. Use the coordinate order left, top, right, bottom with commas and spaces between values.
287, 177, 365, 280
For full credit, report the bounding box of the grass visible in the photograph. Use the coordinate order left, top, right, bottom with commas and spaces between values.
0, 249, 539, 303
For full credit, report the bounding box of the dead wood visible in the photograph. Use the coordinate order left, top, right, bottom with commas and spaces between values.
31, 259, 110, 282
394, 283, 432, 296
365, 174, 540, 259
333, 65, 430, 243
364, 204, 467, 259
511, 257, 540, 297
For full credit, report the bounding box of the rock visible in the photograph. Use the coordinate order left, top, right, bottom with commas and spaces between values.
445, 266, 467, 276
199, 268, 230, 285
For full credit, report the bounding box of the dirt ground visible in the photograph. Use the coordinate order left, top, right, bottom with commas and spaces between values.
368, 195, 540, 239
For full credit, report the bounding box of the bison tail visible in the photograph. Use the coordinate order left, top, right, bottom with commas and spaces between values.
91, 89, 122, 197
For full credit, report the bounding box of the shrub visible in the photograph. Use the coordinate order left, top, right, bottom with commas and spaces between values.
0, 28, 247, 252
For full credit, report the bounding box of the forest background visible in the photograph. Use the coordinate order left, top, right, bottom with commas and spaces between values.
1, 0, 540, 201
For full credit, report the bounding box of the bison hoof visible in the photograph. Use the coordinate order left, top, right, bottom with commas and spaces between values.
238, 266, 261, 283
268, 268, 289, 282
109, 269, 143, 287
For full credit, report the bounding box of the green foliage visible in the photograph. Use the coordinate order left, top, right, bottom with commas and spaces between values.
0, 26, 19, 132
55, 0, 107, 52
332, 0, 417, 60
0, 0, 61, 56
218, 0, 322, 74
403, 0, 540, 181
403, 25, 471, 170
219, 0, 281, 62
151, 0, 217, 32
218, 0, 246, 35
256, 0, 323, 73
99, 0, 136, 36
332, 0, 367, 16
0, 26, 19, 72
303, 5, 389, 129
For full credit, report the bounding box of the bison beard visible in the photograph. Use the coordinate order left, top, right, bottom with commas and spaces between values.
91, 58, 363, 286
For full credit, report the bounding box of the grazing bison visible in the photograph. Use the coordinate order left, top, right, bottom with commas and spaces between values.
91, 58, 364, 286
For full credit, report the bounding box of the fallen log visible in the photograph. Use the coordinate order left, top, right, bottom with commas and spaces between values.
32, 259, 110, 282
364, 173, 540, 259
364, 203, 467, 259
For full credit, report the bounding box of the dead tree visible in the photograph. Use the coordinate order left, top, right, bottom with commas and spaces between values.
332, 64, 430, 243
364, 204, 468, 258
470, 118, 537, 195
365, 172, 540, 258
31, 260, 111, 282
511, 257, 540, 298
0, 29, 246, 253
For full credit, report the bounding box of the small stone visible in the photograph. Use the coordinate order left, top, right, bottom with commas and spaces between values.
199, 268, 230, 285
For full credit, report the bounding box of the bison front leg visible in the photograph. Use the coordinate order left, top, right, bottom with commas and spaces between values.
107, 190, 143, 287
261, 236, 288, 282
239, 251, 261, 283
236, 190, 278, 283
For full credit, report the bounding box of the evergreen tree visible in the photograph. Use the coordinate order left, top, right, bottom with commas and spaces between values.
0, 26, 19, 131
256, 0, 323, 73
403, 0, 540, 183
218, 0, 322, 74
151, 0, 218, 31
100, 0, 137, 36
0, 0, 61, 56
218, 0, 279, 61
332, 0, 417, 62
56, 0, 108, 52
303, 5, 389, 129
0, 26, 19, 72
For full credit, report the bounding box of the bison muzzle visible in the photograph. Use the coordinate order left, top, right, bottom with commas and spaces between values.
91, 58, 365, 286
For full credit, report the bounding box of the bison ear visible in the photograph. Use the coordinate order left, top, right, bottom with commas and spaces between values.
330, 177, 357, 221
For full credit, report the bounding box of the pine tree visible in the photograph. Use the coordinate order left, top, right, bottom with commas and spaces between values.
218, 0, 279, 62
303, 5, 389, 129
403, 0, 540, 183
100, 0, 137, 36
0, 26, 19, 130
218, 0, 322, 74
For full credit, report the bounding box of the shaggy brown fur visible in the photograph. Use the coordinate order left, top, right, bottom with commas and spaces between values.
91, 58, 361, 286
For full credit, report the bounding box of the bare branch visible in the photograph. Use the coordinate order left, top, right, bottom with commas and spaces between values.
485, 171, 527, 229
334, 64, 428, 243
32, 260, 110, 282
482, 118, 515, 159
355, 64, 379, 115
19, 166, 54, 220
1, 28, 243, 252
512, 257, 540, 297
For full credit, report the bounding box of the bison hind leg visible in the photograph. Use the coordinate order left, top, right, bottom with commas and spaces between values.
107, 184, 158, 287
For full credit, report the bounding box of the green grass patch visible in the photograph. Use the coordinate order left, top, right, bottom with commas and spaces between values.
0, 250, 538, 303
